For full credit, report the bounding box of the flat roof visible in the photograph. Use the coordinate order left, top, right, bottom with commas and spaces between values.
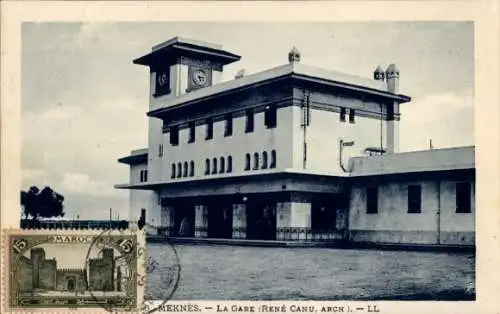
134, 36, 241, 67
118, 148, 148, 165
349, 146, 475, 177
148, 62, 411, 118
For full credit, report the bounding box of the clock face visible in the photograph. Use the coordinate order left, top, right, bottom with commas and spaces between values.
157, 72, 168, 86
192, 69, 208, 86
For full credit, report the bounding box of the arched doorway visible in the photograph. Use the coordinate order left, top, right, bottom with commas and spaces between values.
67, 277, 75, 291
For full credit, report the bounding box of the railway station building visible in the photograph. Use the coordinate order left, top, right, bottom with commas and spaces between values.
116, 37, 475, 247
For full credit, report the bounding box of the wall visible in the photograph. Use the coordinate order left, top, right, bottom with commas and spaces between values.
291, 88, 393, 174
55, 270, 87, 291
16, 256, 33, 291
129, 162, 159, 224
39, 259, 57, 290
349, 177, 475, 245
350, 146, 475, 176
159, 106, 294, 183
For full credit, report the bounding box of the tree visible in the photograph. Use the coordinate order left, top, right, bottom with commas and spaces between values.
20, 186, 65, 220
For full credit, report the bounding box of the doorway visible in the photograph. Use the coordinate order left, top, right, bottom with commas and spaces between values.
246, 199, 276, 240
207, 198, 233, 239
67, 277, 75, 292
173, 203, 195, 237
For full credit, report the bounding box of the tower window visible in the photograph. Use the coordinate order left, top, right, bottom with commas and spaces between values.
212, 157, 218, 174
183, 162, 188, 177
408, 185, 422, 213
340, 108, 346, 122
270, 150, 277, 168
224, 113, 233, 137
253, 152, 259, 170
206, 118, 214, 140
244, 153, 251, 171
189, 161, 195, 177
158, 144, 163, 157
171, 164, 176, 179
176, 163, 182, 178
366, 187, 378, 214
456, 182, 472, 213
204, 158, 210, 175
245, 109, 254, 133
349, 109, 356, 123
265, 105, 277, 129
188, 122, 195, 143
227, 156, 233, 173
169, 125, 179, 146
262, 151, 268, 169
219, 157, 225, 173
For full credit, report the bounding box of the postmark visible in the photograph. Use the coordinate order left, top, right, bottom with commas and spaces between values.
2, 227, 146, 313
141, 237, 181, 314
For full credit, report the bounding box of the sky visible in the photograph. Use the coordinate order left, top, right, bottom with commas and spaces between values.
21, 22, 474, 220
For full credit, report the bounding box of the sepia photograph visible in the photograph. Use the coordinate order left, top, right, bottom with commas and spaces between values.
20, 21, 476, 301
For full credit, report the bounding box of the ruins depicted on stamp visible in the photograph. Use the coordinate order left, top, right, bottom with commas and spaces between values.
2, 228, 146, 313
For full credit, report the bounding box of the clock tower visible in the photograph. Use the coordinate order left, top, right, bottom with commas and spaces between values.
132, 37, 241, 201
133, 36, 241, 105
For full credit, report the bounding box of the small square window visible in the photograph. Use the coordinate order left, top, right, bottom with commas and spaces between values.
188, 122, 195, 143
456, 182, 472, 213
340, 108, 346, 122
169, 125, 179, 146
366, 187, 378, 214
408, 185, 422, 213
349, 109, 356, 123
206, 118, 214, 140
245, 109, 254, 133
265, 105, 277, 129
224, 114, 233, 137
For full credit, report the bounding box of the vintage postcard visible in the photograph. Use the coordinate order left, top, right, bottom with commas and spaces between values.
2, 228, 146, 313
1, 1, 500, 314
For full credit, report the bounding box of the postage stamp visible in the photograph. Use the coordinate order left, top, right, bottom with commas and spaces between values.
2, 227, 146, 313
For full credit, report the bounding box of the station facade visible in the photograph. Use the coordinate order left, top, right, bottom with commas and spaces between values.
116, 37, 475, 247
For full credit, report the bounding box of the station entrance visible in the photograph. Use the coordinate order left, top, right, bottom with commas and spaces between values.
207, 197, 233, 239
172, 202, 195, 237
246, 198, 276, 240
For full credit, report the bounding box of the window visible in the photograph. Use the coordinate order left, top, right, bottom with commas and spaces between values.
140, 170, 148, 182
158, 144, 163, 157
366, 187, 378, 214
171, 164, 176, 179
188, 122, 195, 143
340, 108, 346, 122
169, 125, 179, 146
349, 109, 356, 123
408, 185, 422, 213
176, 163, 182, 178
224, 113, 233, 137
244, 153, 251, 171
205, 118, 213, 140
204, 158, 210, 175
220, 157, 225, 173
212, 157, 218, 174
189, 161, 195, 177
262, 151, 268, 169
253, 152, 259, 170
245, 109, 254, 133
270, 150, 276, 168
265, 105, 277, 129
456, 182, 472, 213
183, 162, 188, 177
227, 156, 233, 173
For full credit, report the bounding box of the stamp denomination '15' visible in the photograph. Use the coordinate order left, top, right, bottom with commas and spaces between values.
3, 228, 146, 313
